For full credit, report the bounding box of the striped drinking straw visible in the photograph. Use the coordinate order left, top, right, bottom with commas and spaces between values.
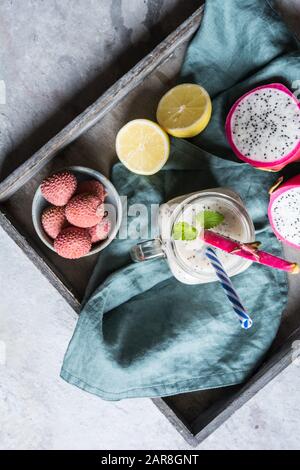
205, 247, 253, 329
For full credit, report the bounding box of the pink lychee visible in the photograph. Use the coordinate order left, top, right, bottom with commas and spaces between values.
89, 217, 112, 243
41, 171, 77, 206
77, 179, 107, 202
54, 227, 91, 259
65, 194, 104, 228
41, 206, 68, 239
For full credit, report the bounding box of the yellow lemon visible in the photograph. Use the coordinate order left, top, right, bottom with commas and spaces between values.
115, 119, 170, 175
156, 83, 212, 138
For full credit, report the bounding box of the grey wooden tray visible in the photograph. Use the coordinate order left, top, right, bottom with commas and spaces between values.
0, 4, 299, 446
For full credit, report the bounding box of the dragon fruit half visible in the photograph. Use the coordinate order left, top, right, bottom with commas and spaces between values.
268, 174, 300, 249
201, 229, 299, 274
225, 83, 300, 171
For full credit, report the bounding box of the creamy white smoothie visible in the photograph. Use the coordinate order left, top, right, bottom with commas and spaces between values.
158, 189, 255, 284
131, 188, 255, 284
173, 197, 245, 276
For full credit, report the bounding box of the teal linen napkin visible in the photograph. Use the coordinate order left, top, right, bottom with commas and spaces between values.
61, 0, 299, 400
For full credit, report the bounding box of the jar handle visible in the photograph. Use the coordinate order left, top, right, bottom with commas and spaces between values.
130, 239, 165, 262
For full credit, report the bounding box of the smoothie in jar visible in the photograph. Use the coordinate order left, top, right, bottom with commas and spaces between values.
159, 189, 255, 284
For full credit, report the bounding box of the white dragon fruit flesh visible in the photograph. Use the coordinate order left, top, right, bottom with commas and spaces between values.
268, 174, 300, 249
226, 83, 300, 171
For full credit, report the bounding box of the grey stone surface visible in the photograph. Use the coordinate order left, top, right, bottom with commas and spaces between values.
1, 0, 300, 450
0, 0, 197, 180
1, 225, 300, 450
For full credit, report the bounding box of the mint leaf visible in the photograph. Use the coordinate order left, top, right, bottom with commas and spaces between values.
195, 210, 224, 229
172, 222, 197, 241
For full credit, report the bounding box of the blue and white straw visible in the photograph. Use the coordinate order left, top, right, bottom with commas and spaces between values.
205, 247, 252, 329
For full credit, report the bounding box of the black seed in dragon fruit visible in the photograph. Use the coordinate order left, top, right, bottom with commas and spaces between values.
226, 83, 300, 171
268, 174, 300, 249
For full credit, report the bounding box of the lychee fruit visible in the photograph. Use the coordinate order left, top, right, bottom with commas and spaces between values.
41, 206, 68, 239
41, 171, 77, 206
65, 194, 104, 228
77, 179, 107, 202
54, 227, 92, 259
89, 216, 112, 243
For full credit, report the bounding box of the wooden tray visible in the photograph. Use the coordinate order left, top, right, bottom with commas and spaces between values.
1, 4, 299, 446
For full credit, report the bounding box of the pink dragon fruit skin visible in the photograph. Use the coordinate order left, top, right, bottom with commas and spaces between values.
268, 174, 300, 249
225, 83, 300, 172
201, 229, 299, 274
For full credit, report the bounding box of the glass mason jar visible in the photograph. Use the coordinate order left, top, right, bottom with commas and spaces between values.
130, 188, 255, 284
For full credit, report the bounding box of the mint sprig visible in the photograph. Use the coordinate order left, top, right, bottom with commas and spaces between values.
172, 222, 197, 241
195, 210, 224, 229
172, 211, 224, 241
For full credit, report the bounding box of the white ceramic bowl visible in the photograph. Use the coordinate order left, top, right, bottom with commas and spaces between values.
32, 166, 122, 257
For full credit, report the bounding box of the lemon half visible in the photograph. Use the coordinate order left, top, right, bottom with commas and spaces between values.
156, 83, 212, 138
116, 119, 170, 175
